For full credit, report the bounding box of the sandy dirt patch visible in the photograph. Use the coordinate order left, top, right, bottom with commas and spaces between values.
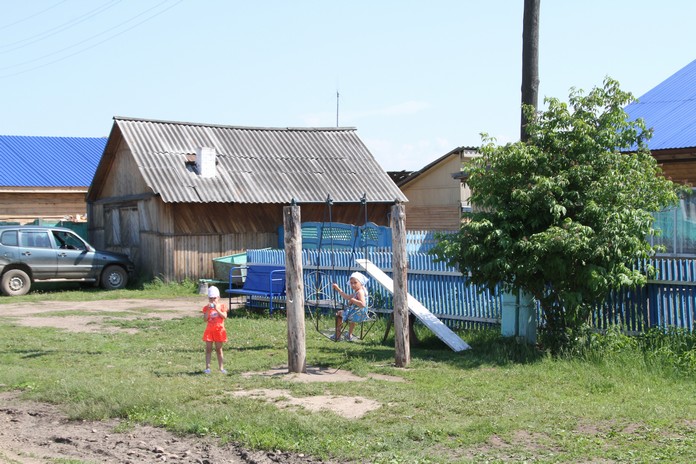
242, 365, 405, 384
230, 388, 381, 420
238, 366, 405, 419
0, 297, 205, 333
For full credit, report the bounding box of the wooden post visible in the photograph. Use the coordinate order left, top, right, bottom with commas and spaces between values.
284, 203, 306, 373
391, 202, 410, 367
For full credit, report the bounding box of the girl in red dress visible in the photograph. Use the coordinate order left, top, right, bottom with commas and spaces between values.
202, 286, 228, 374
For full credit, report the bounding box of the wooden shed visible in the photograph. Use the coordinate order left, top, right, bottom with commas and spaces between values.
86, 117, 407, 282
397, 147, 478, 230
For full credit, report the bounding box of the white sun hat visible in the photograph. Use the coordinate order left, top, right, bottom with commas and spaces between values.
207, 285, 220, 298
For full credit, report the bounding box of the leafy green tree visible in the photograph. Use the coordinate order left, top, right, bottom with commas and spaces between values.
433, 78, 683, 352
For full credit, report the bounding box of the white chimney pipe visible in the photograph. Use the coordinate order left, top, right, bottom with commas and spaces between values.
195, 147, 216, 178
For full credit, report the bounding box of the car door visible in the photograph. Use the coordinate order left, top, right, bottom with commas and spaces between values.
18, 230, 57, 279
51, 230, 97, 279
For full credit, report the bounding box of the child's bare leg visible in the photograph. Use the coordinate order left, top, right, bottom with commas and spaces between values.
215, 342, 224, 370
205, 342, 213, 369
348, 322, 356, 338
334, 311, 343, 340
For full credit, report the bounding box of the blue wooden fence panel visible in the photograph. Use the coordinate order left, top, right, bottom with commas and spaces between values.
247, 249, 696, 333
590, 286, 650, 333
247, 248, 502, 328
405, 230, 455, 253
647, 258, 696, 331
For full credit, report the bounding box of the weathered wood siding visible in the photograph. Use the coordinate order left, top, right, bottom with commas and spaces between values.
659, 159, 696, 185
400, 154, 465, 230
0, 191, 87, 223
281, 203, 392, 227
403, 205, 462, 230
99, 139, 150, 198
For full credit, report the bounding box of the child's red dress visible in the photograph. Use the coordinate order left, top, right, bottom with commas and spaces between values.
202, 304, 228, 342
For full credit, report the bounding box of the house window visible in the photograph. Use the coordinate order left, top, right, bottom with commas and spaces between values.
652, 189, 696, 256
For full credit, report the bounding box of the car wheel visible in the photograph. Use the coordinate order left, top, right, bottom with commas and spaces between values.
1, 269, 32, 296
100, 265, 128, 290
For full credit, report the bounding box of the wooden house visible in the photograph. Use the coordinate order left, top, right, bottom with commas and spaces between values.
0, 135, 106, 224
625, 58, 696, 255
625, 57, 696, 186
396, 147, 478, 230
86, 117, 407, 282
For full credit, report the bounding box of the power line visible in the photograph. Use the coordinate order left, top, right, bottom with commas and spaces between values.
0, 1, 123, 53
0, 0, 183, 79
0, 0, 174, 72
0, 0, 68, 32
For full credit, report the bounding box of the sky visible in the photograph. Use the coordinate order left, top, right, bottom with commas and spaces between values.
1, 1, 695, 172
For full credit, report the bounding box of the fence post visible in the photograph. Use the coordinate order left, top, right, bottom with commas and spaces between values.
284, 203, 306, 373
501, 290, 536, 344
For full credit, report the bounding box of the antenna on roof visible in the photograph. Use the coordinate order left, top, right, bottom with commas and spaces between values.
336, 90, 340, 127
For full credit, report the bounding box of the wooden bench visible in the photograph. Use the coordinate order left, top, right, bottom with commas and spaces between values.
225, 264, 286, 314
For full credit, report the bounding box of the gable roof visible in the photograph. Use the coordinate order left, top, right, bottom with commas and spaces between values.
91, 117, 407, 204
0, 135, 106, 189
624, 58, 696, 151
398, 146, 478, 188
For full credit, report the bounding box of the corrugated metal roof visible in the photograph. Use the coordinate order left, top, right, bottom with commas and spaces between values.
108, 117, 407, 204
624, 58, 696, 150
0, 135, 106, 188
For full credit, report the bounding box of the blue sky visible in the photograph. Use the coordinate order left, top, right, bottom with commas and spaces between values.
1, 1, 695, 171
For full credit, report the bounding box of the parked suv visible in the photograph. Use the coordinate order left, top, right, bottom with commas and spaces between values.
0, 226, 135, 296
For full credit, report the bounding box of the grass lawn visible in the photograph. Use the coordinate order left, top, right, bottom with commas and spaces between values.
1, 283, 695, 463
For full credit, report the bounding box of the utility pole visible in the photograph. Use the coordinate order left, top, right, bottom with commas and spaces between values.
521, 0, 540, 142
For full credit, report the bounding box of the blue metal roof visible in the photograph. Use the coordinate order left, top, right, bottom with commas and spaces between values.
624, 58, 696, 150
0, 135, 106, 188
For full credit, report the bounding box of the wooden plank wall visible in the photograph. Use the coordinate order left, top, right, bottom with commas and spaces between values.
170, 232, 277, 282
0, 192, 88, 223
169, 203, 393, 235
137, 231, 277, 282
404, 205, 462, 230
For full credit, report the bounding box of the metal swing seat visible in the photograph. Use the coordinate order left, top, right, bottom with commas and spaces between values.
338, 294, 378, 341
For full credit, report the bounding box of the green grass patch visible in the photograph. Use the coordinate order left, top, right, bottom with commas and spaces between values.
1, 287, 695, 463
0, 278, 199, 304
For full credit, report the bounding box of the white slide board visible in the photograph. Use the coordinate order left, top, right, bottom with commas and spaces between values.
356, 259, 471, 352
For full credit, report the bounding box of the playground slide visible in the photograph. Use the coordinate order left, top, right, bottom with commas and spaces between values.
355, 259, 471, 352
